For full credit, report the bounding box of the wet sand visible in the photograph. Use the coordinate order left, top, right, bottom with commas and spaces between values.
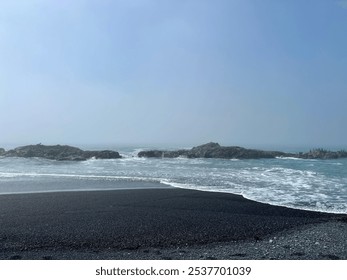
0, 187, 346, 259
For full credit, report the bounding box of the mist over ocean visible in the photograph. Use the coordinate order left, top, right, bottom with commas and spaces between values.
0, 146, 346, 214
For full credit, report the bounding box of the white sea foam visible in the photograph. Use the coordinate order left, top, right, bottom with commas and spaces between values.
0, 172, 160, 183
276, 156, 303, 160
1, 154, 346, 214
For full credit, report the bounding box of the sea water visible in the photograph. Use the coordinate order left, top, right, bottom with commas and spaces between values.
0, 146, 346, 214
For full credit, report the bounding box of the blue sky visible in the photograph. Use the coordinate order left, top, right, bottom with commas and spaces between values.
0, 0, 346, 149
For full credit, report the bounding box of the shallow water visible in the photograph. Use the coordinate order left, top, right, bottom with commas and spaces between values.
0, 146, 346, 214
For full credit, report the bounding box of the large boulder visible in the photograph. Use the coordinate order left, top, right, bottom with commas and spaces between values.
4, 144, 121, 161
83, 150, 122, 159
188, 142, 222, 157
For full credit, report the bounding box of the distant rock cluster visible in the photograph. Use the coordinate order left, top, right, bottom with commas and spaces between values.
296, 148, 347, 160
0, 142, 346, 161
138, 142, 347, 160
0, 144, 121, 161
137, 142, 287, 159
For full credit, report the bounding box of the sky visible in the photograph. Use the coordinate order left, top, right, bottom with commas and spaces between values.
1, 0, 347, 149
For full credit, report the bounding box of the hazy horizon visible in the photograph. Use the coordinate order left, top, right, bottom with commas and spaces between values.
1, 0, 346, 149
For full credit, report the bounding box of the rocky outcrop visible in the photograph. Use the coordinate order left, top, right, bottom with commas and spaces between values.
138, 142, 290, 159
137, 142, 347, 160
137, 149, 190, 158
3, 144, 121, 161
2, 143, 346, 161
83, 150, 122, 160
188, 142, 289, 159
296, 149, 347, 159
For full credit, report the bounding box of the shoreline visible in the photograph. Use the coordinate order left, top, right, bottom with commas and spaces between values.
0, 185, 172, 197
0, 187, 346, 260
1, 185, 344, 216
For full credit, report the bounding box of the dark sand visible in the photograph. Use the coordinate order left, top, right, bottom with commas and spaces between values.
0, 187, 346, 260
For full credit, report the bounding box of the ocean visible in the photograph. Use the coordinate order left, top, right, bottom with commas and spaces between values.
0, 146, 346, 214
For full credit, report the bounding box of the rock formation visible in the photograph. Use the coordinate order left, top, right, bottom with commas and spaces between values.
1, 143, 346, 161
296, 148, 347, 159
2, 144, 121, 161
188, 142, 289, 159
138, 142, 347, 160
138, 142, 289, 159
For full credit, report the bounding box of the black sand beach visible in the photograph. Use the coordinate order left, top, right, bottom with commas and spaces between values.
0, 187, 346, 260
